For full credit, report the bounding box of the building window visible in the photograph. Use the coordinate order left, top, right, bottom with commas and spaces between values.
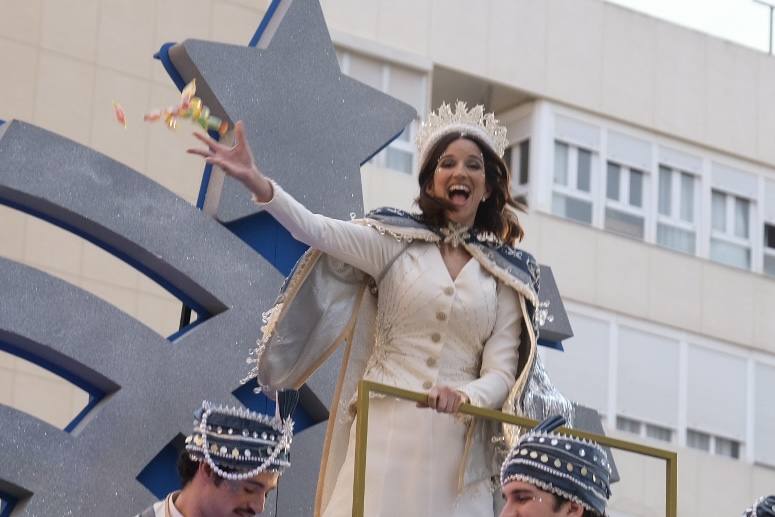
687, 429, 711, 451
645, 423, 674, 442
338, 49, 425, 175
616, 415, 641, 434
657, 165, 697, 254
687, 429, 741, 459
710, 190, 751, 270
505, 139, 531, 203
384, 124, 416, 174
764, 223, 775, 277
552, 141, 594, 224
715, 436, 741, 459
604, 161, 646, 240
616, 416, 673, 443
517, 139, 530, 186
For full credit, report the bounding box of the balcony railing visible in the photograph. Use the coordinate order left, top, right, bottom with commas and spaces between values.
352, 380, 678, 517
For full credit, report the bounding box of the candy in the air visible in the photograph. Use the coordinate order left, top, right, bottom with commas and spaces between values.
143, 79, 230, 137
112, 101, 127, 128
164, 112, 177, 129
180, 78, 196, 105
143, 110, 162, 122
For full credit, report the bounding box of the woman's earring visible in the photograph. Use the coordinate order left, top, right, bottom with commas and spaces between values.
481, 195, 487, 202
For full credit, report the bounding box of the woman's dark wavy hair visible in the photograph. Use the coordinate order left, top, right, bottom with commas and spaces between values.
415, 131, 525, 244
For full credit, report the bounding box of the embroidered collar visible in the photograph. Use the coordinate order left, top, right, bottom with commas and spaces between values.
362, 206, 540, 308
438, 221, 471, 248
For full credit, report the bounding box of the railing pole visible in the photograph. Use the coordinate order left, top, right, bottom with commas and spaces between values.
666, 450, 679, 517
352, 382, 370, 517
351, 380, 677, 517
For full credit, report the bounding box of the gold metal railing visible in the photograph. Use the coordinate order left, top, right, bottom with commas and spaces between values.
352, 380, 678, 517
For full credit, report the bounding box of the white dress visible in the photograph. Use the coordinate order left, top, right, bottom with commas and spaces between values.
261, 183, 522, 517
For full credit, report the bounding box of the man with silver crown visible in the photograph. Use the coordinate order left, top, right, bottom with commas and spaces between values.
188, 101, 573, 516
743, 495, 775, 517
499, 415, 612, 517
134, 394, 296, 517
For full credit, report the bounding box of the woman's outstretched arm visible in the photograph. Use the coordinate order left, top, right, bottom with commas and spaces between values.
187, 121, 401, 277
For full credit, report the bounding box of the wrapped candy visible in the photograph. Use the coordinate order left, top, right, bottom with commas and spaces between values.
143, 110, 162, 122
180, 79, 196, 106
143, 79, 230, 137
112, 101, 127, 128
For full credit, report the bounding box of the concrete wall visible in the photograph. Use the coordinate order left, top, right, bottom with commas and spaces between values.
520, 211, 775, 356
605, 428, 775, 516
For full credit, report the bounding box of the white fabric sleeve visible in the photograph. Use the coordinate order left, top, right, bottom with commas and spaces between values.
458, 283, 521, 409
254, 180, 402, 278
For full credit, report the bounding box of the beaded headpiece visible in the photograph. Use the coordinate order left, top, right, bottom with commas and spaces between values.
743, 495, 775, 517
416, 101, 509, 167
184, 395, 296, 481
500, 415, 612, 516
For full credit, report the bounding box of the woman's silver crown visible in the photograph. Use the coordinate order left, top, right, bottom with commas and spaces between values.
416, 100, 509, 159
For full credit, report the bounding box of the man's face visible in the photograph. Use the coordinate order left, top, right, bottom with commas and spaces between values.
499, 481, 584, 517
201, 469, 280, 516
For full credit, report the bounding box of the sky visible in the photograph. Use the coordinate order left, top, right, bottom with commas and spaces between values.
607, 0, 775, 53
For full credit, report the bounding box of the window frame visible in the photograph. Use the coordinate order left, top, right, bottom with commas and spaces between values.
542, 103, 775, 277
506, 138, 531, 200
554, 141, 595, 197
382, 121, 417, 175
657, 165, 698, 232
605, 161, 647, 214
709, 189, 753, 269
337, 49, 423, 175
686, 428, 741, 459
551, 140, 597, 224
656, 165, 699, 254
763, 222, 775, 277
603, 160, 648, 239
616, 414, 675, 444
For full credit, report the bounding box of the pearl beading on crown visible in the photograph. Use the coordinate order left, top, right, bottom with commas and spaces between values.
416, 101, 509, 165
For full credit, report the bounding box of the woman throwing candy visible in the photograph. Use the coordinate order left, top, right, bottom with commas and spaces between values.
189, 102, 567, 517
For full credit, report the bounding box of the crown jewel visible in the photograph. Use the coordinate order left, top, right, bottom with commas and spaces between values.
416, 101, 509, 164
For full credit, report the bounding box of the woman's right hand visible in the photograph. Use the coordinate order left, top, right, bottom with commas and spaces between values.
417, 384, 469, 414
187, 120, 273, 202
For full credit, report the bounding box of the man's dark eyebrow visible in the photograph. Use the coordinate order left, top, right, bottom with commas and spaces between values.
506, 488, 535, 497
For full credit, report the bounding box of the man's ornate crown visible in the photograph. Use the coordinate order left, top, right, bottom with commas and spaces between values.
415, 101, 509, 166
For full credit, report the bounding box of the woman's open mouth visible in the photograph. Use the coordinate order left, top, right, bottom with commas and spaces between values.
447, 184, 471, 207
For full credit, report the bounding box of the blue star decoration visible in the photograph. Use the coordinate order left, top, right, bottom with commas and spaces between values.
156, 0, 416, 275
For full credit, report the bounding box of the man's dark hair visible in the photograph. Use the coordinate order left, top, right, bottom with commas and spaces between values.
550, 493, 603, 517
177, 450, 199, 487
177, 450, 237, 487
